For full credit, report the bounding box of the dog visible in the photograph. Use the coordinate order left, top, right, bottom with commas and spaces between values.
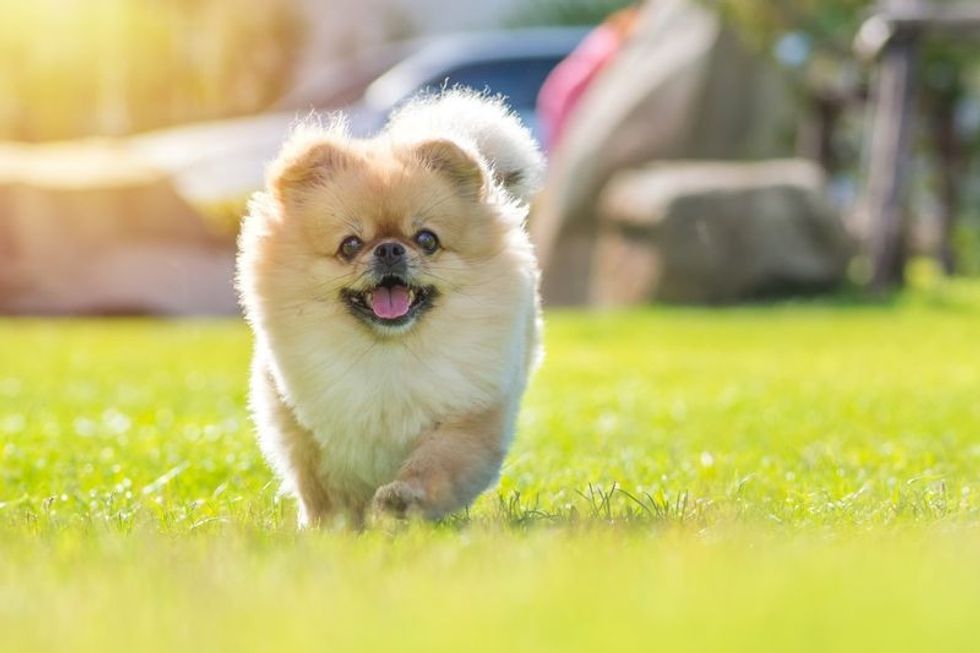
236, 90, 545, 527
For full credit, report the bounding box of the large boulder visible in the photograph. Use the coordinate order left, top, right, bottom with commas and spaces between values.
591, 160, 853, 304
0, 140, 237, 315
532, 0, 797, 304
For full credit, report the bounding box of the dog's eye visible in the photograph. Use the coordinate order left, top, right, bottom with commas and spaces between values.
414, 229, 440, 254
339, 236, 363, 260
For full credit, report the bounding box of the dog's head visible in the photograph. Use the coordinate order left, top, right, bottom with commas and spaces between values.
241, 133, 522, 338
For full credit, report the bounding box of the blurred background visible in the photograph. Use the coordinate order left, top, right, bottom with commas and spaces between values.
1, 0, 979, 315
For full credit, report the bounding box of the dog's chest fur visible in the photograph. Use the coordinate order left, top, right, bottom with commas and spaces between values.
263, 301, 531, 495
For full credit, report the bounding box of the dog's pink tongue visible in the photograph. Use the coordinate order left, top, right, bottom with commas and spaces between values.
371, 286, 411, 319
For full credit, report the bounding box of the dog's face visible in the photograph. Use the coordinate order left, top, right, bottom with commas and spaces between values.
254, 136, 512, 337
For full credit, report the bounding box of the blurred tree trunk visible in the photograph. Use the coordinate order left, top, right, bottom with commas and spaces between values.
927, 65, 964, 276
864, 35, 919, 292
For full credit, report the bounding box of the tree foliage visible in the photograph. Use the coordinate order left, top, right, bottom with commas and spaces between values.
0, 0, 304, 141
505, 0, 635, 27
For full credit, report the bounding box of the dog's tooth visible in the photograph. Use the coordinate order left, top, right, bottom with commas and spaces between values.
408, 288, 416, 303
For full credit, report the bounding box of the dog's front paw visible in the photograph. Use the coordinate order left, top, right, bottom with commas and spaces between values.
372, 480, 426, 519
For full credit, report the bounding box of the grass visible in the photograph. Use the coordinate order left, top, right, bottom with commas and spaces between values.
2, 280, 980, 652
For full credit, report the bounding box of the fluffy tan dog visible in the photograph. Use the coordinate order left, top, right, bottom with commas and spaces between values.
237, 91, 545, 527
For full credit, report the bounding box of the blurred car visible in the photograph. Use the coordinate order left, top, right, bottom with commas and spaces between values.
349, 27, 589, 137
130, 28, 587, 206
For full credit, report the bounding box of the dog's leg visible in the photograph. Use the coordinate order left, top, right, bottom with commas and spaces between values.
285, 427, 333, 529
253, 362, 333, 528
372, 402, 507, 519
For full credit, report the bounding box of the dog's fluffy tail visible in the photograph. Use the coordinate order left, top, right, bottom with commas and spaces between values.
383, 89, 546, 204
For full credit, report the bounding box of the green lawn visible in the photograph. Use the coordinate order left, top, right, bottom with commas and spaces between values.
2, 281, 980, 652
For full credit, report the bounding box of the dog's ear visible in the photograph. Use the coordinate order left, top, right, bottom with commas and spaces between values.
413, 139, 485, 201
269, 138, 353, 204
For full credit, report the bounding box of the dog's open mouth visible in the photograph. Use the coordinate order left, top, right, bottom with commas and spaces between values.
341, 275, 437, 328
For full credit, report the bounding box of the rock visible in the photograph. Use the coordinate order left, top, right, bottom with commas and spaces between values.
128, 112, 296, 206
0, 140, 237, 315
591, 160, 853, 304
532, 0, 797, 304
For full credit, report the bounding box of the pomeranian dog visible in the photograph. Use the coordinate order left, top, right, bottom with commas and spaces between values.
237, 90, 545, 527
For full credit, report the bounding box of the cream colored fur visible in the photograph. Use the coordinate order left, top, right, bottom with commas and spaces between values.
237, 90, 544, 527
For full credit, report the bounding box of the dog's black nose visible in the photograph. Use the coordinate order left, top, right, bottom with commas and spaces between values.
374, 241, 405, 265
